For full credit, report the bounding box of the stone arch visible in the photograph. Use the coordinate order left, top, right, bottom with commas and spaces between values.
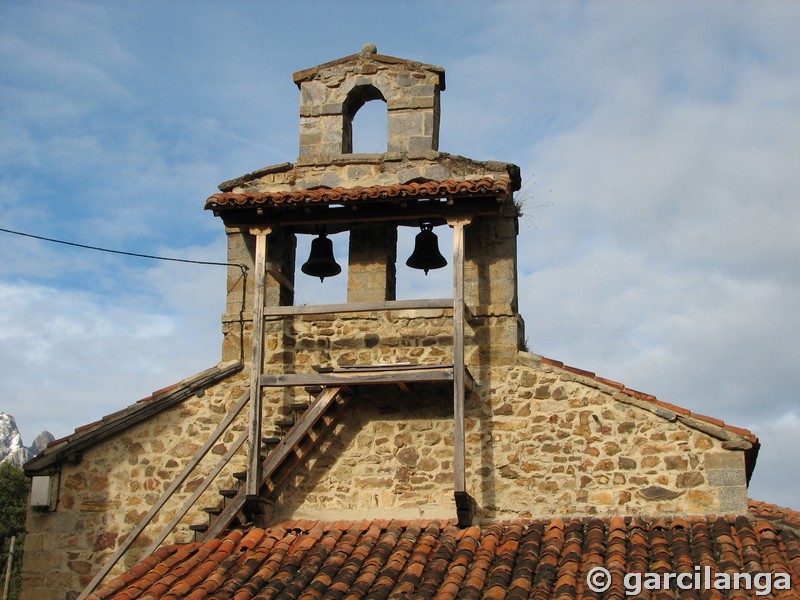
341, 84, 387, 153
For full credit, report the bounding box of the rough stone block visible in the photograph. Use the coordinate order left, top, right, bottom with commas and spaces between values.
704, 451, 743, 470
707, 469, 745, 487
718, 485, 748, 512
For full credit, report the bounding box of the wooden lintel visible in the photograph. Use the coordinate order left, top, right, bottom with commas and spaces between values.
263, 298, 453, 317
221, 197, 501, 231
261, 367, 454, 388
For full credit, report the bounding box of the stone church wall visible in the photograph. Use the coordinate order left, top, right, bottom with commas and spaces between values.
20, 344, 749, 598
21, 372, 252, 598
274, 352, 748, 522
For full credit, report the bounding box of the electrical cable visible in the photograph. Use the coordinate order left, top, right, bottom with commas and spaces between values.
0, 226, 248, 274
1, 224, 251, 363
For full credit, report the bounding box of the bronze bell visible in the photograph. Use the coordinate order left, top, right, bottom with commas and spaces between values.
301, 232, 342, 282
406, 223, 447, 275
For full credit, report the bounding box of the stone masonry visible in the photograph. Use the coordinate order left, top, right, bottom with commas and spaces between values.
20, 346, 751, 597
20, 47, 757, 599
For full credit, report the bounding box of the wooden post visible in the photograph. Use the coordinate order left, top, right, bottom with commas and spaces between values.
448, 216, 472, 525
247, 227, 271, 506
2, 536, 14, 600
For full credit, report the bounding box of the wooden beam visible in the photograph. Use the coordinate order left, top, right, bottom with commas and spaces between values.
262, 298, 453, 317
247, 227, 271, 500
448, 216, 471, 499
266, 263, 294, 293
261, 366, 454, 388
2, 537, 14, 600
142, 428, 248, 556
218, 197, 506, 231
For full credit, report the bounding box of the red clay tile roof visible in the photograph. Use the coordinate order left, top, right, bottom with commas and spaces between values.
205, 178, 513, 210
87, 516, 800, 599
750, 499, 800, 534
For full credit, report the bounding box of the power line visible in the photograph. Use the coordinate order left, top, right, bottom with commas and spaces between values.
0, 227, 247, 274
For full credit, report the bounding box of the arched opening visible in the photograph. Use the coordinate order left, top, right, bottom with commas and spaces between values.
342, 84, 387, 154
294, 231, 349, 305
395, 223, 453, 300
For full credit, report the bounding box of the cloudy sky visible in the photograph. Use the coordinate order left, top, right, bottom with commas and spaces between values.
1, 1, 798, 507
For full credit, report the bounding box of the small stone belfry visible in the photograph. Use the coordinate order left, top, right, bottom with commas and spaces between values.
297, 42, 442, 157
206, 44, 524, 526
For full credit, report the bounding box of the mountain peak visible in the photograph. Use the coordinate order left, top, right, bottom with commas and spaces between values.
0, 411, 54, 467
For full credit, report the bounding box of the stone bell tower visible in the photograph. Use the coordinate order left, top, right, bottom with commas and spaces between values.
205, 45, 523, 525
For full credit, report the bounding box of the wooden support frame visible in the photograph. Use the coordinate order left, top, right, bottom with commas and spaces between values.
448, 216, 474, 527
267, 263, 294, 293
247, 227, 271, 501
261, 365, 455, 388
262, 298, 453, 317
245, 216, 478, 530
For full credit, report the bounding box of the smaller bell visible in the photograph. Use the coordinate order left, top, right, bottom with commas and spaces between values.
406, 223, 447, 275
301, 232, 342, 282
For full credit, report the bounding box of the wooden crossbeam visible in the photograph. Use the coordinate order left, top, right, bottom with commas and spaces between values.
262, 298, 453, 317
261, 366, 454, 388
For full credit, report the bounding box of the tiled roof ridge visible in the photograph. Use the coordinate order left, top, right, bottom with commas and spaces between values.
532, 354, 758, 446
206, 177, 513, 210
24, 361, 243, 475
87, 514, 800, 600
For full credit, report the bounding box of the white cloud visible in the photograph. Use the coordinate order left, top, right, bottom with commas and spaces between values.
0, 239, 227, 445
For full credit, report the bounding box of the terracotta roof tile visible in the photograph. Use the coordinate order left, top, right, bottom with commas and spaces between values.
205, 178, 513, 210
749, 499, 800, 533
78, 514, 794, 599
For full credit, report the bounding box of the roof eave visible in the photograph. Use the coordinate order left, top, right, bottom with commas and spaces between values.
24, 361, 243, 475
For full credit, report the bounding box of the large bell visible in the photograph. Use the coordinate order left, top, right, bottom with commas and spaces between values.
301, 232, 342, 282
406, 223, 447, 275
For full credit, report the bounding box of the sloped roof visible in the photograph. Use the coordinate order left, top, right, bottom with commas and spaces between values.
87, 513, 800, 599
750, 499, 800, 534
24, 361, 242, 475
537, 355, 758, 445
206, 178, 515, 211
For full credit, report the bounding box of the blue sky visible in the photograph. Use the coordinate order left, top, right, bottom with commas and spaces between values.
1, 1, 798, 507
